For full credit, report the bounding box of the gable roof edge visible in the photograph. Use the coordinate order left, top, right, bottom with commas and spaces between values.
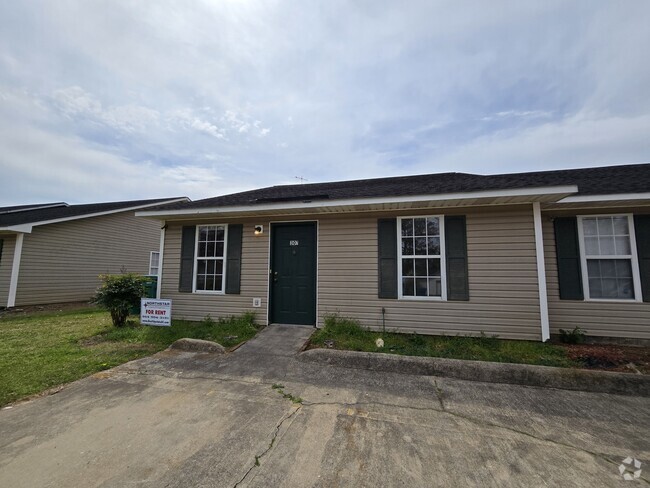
0, 197, 190, 232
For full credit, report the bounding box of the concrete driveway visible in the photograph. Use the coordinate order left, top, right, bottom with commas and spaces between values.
0, 325, 648, 487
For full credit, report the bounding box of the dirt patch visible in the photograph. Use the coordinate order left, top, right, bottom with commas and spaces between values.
84, 341, 157, 353
78, 335, 106, 347
561, 344, 650, 374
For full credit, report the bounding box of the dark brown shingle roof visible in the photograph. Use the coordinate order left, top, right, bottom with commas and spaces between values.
151, 163, 650, 212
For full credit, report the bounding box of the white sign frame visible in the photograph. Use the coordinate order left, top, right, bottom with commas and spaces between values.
140, 299, 172, 326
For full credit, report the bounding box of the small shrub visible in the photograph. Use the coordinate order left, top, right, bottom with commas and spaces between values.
559, 326, 587, 344
93, 274, 148, 327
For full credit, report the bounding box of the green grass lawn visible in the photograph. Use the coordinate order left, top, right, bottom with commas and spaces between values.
0, 308, 262, 407
310, 315, 578, 368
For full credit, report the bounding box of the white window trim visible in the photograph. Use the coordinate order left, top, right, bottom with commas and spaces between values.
149, 251, 160, 276
397, 215, 447, 301
192, 224, 228, 294
576, 214, 643, 303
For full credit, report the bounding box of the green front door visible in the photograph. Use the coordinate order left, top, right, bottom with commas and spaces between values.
270, 222, 317, 325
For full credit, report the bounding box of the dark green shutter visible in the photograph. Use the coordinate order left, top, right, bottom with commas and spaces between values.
444, 216, 469, 301
179, 226, 195, 293
378, 218, 397, 299
0, 239, 3, 263
554, 217, 584, 300
634, 215, 650, 302
225, 224, 243, 294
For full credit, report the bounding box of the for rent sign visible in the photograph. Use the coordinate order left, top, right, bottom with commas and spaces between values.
140, 299, 172, 326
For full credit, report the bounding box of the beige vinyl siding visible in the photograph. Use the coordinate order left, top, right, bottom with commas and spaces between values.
544, 210, 650, 340
14, 212, 161, 306
160, 219, 268, 322
318, 207, 542, 340
0, 235, 16, 307
163, 206, 543, 340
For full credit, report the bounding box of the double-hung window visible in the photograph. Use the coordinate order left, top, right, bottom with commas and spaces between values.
578, 215, 642, 301
398, 216, 446, 299
149, 251, 160, 276
194, 224, 227, 293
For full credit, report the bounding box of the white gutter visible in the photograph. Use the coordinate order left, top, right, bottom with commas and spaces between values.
137, 185, 579, 218
558, 192, 650, 203
532, 202, 550, 342
156, 223, 166, 299
7, 233, 24, 308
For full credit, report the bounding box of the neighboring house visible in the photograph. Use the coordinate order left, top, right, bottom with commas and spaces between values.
136, 163, 650, 342
0, 198, 188, 308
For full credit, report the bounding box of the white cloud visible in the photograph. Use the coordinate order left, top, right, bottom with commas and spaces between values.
51, 86, 101, 118
103, 105, 160, 133
418, 111, 650, 174
50, 86, 160, 134
0, 1, 649, 205
0, 119, 245, 203
189, 118, 227, 140
481, 110, 552, 122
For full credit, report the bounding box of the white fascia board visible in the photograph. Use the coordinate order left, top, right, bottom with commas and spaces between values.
136, 185, 579, 218
0, 224, 33, 233
8, 198, 189, 229
558, 192, 650, 203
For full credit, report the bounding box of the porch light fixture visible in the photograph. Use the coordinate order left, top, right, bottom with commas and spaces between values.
254, 225, 264, 235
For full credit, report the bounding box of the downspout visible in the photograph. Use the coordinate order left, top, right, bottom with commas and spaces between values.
532, 203, 550, 342
156, 222, 166, 299
7, 233, 25, 308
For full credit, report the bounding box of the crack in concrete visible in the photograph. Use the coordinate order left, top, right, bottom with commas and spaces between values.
110, 368, 269, 387
106, 365, 650, 484
300, 397, 649, 484
233, 405, 302, 488
301, 399, 442, 413
433, 379, 445, 410
441, 408, 650, 486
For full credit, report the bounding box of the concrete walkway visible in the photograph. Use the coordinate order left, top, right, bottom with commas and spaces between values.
0, 325, 648, 487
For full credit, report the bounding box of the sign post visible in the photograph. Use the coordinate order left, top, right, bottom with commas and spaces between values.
140, 299, 172, 326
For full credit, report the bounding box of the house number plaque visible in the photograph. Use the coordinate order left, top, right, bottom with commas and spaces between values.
289, 240, 299, 246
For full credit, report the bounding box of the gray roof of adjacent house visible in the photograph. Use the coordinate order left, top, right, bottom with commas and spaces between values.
147, 163, 650, 211
0, 197, 188, 228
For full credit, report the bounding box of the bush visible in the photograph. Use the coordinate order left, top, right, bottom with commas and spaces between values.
558, 326, 587, 344
93, 274, 149, 327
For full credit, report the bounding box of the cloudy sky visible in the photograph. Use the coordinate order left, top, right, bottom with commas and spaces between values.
1, 1, 649, 205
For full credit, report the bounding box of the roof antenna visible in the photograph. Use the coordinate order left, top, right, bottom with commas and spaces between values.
294, 176, 308, 184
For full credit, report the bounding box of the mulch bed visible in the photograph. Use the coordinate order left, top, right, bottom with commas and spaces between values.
559, 343, 649, 374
